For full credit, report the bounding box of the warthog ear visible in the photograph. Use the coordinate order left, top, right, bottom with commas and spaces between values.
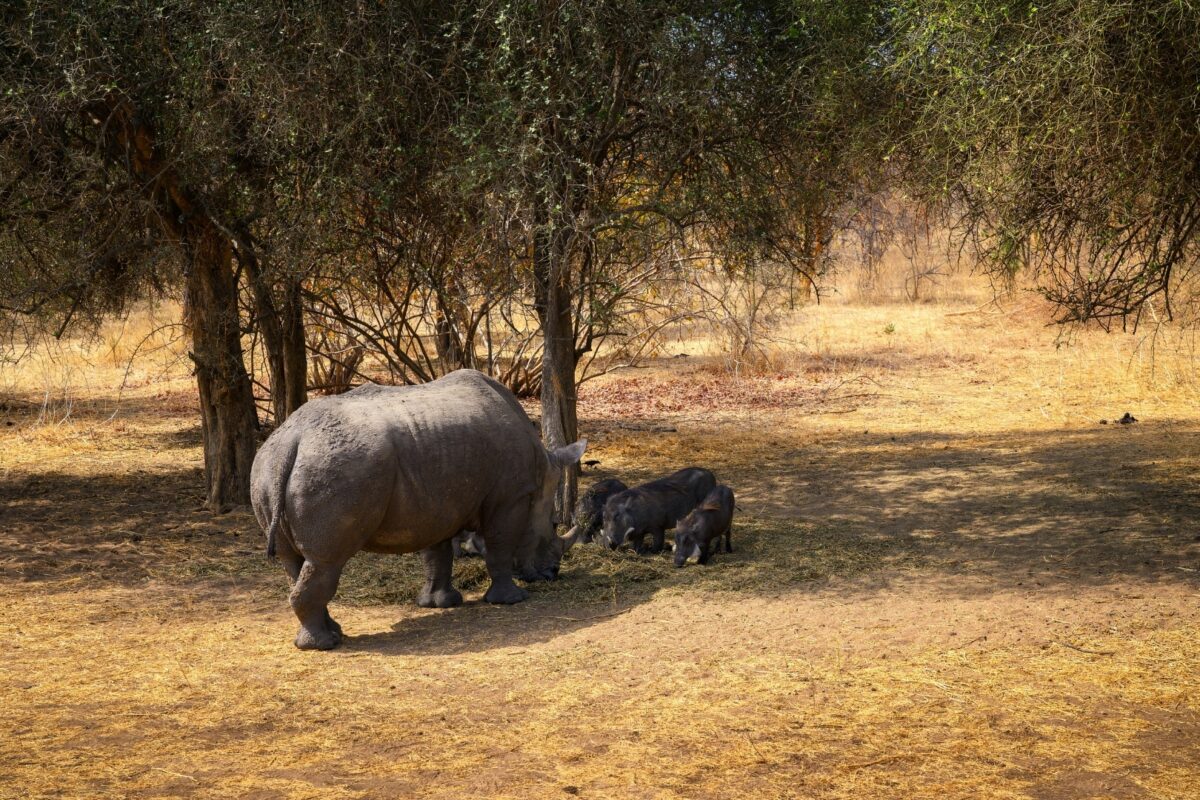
550, 439, 587, 468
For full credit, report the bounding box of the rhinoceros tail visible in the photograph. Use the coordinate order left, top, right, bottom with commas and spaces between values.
264, 436, 301, 561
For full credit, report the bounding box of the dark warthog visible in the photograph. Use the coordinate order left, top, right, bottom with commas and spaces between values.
451, 530, 487, 558
570, 478, 628, 543
600, 467, 717, 554
250, 370, 586, 650
673, 485, 735, 567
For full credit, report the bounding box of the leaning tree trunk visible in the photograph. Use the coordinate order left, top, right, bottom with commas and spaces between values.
92, 97, 260, 511
184, 219, 259, 511
533, 224, 580, 523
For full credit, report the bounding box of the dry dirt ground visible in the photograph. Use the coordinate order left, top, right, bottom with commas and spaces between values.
2, 298, 1199, 799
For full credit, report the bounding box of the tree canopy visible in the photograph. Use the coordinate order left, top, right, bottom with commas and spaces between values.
3, 0, 1199, 506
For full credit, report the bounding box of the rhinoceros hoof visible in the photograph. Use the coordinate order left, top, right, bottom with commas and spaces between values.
484, 583, 530, 605
295, 625, 342, 651
417, 588, 464, 609
518, 568, 559, 583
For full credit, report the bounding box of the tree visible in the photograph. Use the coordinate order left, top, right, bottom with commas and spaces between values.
433, 0, 878, 515
0, 1, 434, 507
889, 0, 1200, 326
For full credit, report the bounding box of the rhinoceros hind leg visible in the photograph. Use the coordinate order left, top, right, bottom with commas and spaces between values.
274, 534, 304, 585
418, 538, 463, 609
291, 560, 344, 650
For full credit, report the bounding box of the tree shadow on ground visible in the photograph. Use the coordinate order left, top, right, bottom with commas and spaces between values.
611, 417, 1200, 596
3, 414, 1199, 655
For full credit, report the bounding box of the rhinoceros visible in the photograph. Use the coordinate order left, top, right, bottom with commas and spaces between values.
600, 467, 717, 554
250, 369, 586, 650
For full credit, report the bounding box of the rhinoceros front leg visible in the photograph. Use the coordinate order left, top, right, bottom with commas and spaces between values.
290, 559, 345, 651
481, 511, 531, 605
418, 538, 463, 609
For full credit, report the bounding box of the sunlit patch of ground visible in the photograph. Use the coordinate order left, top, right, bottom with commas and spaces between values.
3, 286, 1200, 798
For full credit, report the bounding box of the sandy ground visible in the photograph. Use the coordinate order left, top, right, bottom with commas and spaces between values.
2, 298, 1199, 799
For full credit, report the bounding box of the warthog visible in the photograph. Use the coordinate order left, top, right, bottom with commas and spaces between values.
451, 530, 487, 558
673, 485, 735, 567
570, 478, 629, 543
600, 467, 717, 554
250, 369, 586, 650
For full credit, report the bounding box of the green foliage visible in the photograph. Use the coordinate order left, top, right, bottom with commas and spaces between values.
0, 0, 439, 338
889, 0, 1200, 325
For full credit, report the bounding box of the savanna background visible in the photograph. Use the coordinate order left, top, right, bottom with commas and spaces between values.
3, 2, 1200, 798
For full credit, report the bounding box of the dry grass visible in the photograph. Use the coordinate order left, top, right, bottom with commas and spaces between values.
2, 273, 1200, 799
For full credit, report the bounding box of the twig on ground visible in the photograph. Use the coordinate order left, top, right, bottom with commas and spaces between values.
949, 634, 988, 649
1055, 641, 1116, 656
744, 736, 769, 763
546, 607, 633, 623
151, 767, 198, 783
842, 753, 911, 770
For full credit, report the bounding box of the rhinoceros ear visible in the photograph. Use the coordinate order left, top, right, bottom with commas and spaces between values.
550, 439, 587, 468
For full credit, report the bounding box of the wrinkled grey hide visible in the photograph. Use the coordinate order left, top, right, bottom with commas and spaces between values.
451, 530, 487, 558
571, 478, 628, 543
250, 369, 586, 650
673, 485, 735, 567
600, 467, 717, 554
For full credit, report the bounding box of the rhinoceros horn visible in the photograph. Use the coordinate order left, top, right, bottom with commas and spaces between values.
559, 524, 584, 553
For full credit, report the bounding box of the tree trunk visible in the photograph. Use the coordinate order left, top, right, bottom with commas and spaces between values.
280, 278, 308, 416
245, 256, 307, 425
433, 292, 464, 376
244, 253, 288, 426
533, 223, 579, 523
91, 98, 261, 511
184, 220, 259, 511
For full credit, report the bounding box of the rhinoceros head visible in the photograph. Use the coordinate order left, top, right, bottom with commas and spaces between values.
519, 439, 588, 581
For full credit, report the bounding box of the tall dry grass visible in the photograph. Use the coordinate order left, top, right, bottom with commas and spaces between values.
3, 243, 1200, 425
0, 302, 191, 435
651, 224, 1200, 421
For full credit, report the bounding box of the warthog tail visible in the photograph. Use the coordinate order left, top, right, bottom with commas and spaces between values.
264, 435, 301, 560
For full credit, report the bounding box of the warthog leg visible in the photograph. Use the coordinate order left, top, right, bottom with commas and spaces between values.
649, 528, 667, 554
418, 538, 464, 609
290, 560, 345, 651
631, 531, 649, 554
